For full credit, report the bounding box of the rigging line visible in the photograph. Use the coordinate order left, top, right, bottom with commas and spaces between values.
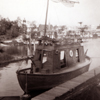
25, 72, 28, 94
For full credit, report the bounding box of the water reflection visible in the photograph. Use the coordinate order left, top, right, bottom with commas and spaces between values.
0, 60, 31, 96
3, 44, 35, 57
0, 39, 100, 96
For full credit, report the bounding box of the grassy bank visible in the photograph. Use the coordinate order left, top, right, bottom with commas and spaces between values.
0, 53, 14, 62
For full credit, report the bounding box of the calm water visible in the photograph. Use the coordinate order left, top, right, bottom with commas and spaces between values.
5, 44, 35, 57
0, 38, 100, 96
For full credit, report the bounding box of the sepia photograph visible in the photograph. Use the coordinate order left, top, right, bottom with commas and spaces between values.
0, 0, 100, 100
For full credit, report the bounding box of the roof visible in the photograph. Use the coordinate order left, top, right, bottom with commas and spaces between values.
36, 36, 81, 51
37, 36, 58, 43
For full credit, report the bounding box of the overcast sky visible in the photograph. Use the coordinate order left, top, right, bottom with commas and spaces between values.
0, 0, 100, 26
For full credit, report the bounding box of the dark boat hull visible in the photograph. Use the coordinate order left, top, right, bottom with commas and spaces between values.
16, 57, 91, 93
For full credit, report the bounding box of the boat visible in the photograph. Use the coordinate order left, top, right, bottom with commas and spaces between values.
16, 36, 91, 93
16, 0, 91, 93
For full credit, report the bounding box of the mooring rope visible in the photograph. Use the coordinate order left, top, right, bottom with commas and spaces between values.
25, 72, 28, 94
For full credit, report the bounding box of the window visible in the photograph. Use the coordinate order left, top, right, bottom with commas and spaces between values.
60, 51, 64, 60
76, 49, 79, 62
42, 51, 48, 63
60, 51, 66, 67
76, 49, 79, 57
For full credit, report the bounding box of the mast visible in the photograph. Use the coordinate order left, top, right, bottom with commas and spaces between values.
40, 0, 49, 70
44, 0, 49, 36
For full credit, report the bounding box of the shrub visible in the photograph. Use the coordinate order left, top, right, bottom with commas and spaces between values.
0, 53, 14, 61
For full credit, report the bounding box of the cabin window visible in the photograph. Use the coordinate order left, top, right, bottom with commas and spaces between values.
76, 49, 78, 57
60, 51, 66, 67
76, 49, 79, 62
42, 51, 48, 63
60, 51, 64, 60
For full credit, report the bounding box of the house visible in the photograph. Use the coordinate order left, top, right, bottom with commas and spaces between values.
96, 25, 100, 37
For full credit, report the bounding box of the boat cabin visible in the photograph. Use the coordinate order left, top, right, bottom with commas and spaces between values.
31, 37, 85, 74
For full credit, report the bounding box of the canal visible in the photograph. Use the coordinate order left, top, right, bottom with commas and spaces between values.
0, 38, 100, 96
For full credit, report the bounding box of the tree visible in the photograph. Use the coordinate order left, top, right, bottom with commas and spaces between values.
23, 34, 29, 44
0, 18, 8, 35
9, 21, 20, 38
54, 25, 58, 30
61, 25, 66, 31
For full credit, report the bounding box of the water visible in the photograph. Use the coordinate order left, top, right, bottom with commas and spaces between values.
0, 38, 100, 96
5, 44, 35, 57
0, 60, 31, 96
83, 38, 100, 70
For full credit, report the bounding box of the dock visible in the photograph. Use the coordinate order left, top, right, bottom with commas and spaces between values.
32, 66, 100, 100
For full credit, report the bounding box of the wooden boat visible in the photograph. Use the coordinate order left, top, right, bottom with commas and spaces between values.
16, 0, 91, 93
16, 36, 91, 93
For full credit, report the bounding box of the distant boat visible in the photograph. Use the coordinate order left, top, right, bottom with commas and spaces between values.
16, 0, 91, 93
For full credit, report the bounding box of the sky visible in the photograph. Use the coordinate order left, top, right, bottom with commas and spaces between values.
0, 0, 100, 27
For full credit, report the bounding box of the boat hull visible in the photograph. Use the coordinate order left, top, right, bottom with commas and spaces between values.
16, 57, 91, 93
